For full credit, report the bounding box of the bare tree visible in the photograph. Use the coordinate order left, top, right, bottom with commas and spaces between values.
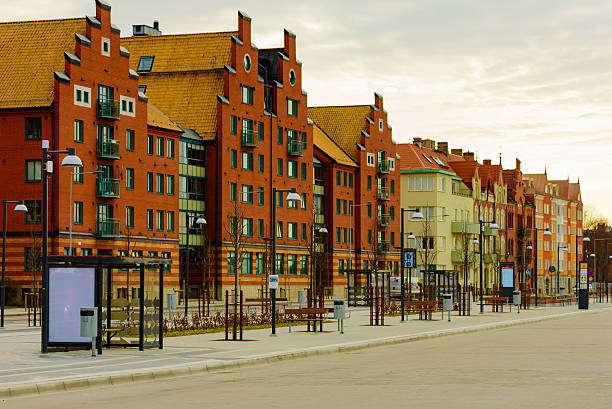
224, 199, 247, 339
417, 209, 438, 271
307, 209, 329, 301
583, 206, 609, 231
455, 222, 477, 289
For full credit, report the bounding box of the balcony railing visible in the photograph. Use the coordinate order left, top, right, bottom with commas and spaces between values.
377, 186, 390, 201
288, 139, 305, 156
377, 241, 390, 253
97, 99, 120, 119
484, 226, 498, 236
241, 130, 258, 147
378, 214, 391, 227
96, 178, 120, 198
97, 138, 120, 159
451, 221, 479, 234
97, 218, 120, 237
377, 161, 390, 174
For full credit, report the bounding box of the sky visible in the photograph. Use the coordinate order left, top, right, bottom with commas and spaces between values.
2, 0, 611, 219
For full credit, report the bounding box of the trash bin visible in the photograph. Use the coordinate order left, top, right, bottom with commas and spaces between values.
333, 299, 345, 320
560, 287, 566, 296
513, 290, 521, 306
442, 294, 452, 311
167, 293, 177, 310
298, 290, 306, 306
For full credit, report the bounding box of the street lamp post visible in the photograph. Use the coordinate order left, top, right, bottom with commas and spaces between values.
478, 218, 499, 313
399, 208, 423, 321
590, 253, 596, 297
533, 228, 552, 307
348, 203, 370, 270
271, 187, 301, 335
69, 170, 102, 255
556, 243, 568, 295
41, 140, 82, 353
184, 214, 206, 318
2, 201, 28, 327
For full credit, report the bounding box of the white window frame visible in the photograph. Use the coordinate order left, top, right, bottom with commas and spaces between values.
367, 152, 375, 167
101, 37, 110, 57
74, 85, 91, 108
120, 95, 136, 117
388, 158, 395, 171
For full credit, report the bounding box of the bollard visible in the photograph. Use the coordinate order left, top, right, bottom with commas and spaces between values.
225, 290, 229, 341
239, 290, 243, 341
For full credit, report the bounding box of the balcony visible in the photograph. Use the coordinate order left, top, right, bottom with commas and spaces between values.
377, 241, 390, 253
241, 130, 258, 148
451, 250, 464, 263
97, 138, 120, 159
451, 221, 479, 234
97, 99, 120, 119
484, 253, 497, 264
377, 161, 390, 174
287, 139, 305, 156
378, 214, 391, 227
96, 178, 120, 198
377, 186, 390, 201
97, 218, 120, 237
484, 226, 498, 236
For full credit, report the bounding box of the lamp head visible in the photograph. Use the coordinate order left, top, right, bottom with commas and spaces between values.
489, 222, 499, 230
473, 238, 479, 245
286, 191, 301, 203
195, 216, 206, 225
543, 229, 552, 236
526, 245, 533, 250
411, 211, 424, 220
13, 203, 28, 212
407, 232, 415, 240
318, 226, 328, 234
582, 236, 591, 242
590, 253, 596, 257
61, 149, 83, 167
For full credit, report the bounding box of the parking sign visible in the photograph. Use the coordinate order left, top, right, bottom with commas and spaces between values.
403, 249, 416, 268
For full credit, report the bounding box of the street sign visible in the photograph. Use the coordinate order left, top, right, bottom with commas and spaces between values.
549, 266, 556, 273
526, 268, 531, 277
269, 275, 279, 290
402, 249, 416, 269
579, 261, 589, 309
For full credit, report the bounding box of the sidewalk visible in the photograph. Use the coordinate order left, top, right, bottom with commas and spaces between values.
0, 302, 610, 398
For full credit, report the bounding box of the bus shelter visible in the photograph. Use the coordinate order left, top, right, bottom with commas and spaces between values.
421, 269, 460, 302
347, 269, 391, 307
46, 256, 170, 353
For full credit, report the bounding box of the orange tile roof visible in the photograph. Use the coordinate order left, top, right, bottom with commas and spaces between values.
138, 71, 223, 140
313, 123, 357, 167
0, 18, 85, 109
397, 143, 452, 172
147, 103, 182, 132
308, 105, 371, 160
121, 31, 236, 73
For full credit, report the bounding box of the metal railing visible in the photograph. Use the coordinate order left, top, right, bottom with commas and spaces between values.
97, 99, 120, 119
97, 139, 120, 159
96, 178, 120, 197
377, 186, 390, 201
377, 241, 390, 253
378, 214, 391, 227
288, 139, 305, 155
241, 129, 258, 147
377, 161, 390, 174
97, 218, 120, 237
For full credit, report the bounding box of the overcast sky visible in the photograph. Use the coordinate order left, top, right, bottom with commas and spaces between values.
3, 0, 611, 219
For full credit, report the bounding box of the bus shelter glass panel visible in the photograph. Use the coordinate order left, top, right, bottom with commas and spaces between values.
143, 266, 160, 347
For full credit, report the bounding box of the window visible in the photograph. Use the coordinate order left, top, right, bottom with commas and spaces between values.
408, 175, 435, 191
300, 255, 308, 275
301, 194, 307, 210
242, 151, 253, 171
391, 180, 395, 194
336, 199, 341, 215
25, 117, 42, 140
336, 170, 341, 186
74, 202, 83, 225
126, 168, 134, 190
368, 203, 372, 218
276, 254, 284, 275
147, 135, 154, 155
120, 96, 135, 117
167, 139, 174, 158
167, 175, 174, 195
339, 260, 345, 276
74, 85, 91, 108
101, 37, 110, 56
367, 175, 372, 190
301, 223, 307, 241
243, 54, 252, 72
258, 155, 264, 173
343, 172, 347, 187
287, 254, 297, 275
277, 126, 283, 145
349, 173, 353, 188
126, 206, 134, 228
301, 163, 307, 180
258, 122, 264, 141
74, 120, 83, 142
257, 187, 264, 205
137, 56, 155, 72
126, 129, 134, 151
288, 161, 297, 178
256, 253, 265, 275
258, 219, 264, 237
81, 248, 92, 256
241, 185, 253, 203
368, 230, 372, 244
138, 85, 147, 94
167, 211, 175, 231
156, 137, 164, 156
230, 183, 237, 202
73, 166, 83, 184
288, 222, 297, 240
277, 221, 283, 238
241, 252, 252, 275
289, 69, 296, 86
146, 209, 153, 230
379, 119, 383, 131
147, 172, 153, 192
156, 210, 164, 230
25, 160, 42, 182
242, 218, 253, 237
231, 150, 237, 168
227, 251, 236, 274
277, 191, 283, 208
231, 115, 237, 135
277, 158, 283, 176
287, 98, 298, 116
24, 200, 41, 224
241, 86, 253, 105
156, 173, 164, 194
366, 153, 375, 167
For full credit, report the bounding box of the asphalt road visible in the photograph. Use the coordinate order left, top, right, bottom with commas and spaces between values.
3, 309, 612, 409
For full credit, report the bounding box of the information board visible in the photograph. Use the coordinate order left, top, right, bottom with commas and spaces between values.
402, 249, 416, 269
579, 261, 589, 309
500, 262, 515, 297
269, 275, 279, 290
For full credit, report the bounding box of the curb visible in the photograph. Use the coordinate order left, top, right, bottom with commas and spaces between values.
1, 307, 609, 399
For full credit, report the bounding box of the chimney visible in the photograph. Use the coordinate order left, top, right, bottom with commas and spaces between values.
516, 158, 521, 171
437, 141, 448, 155
451, 148, 463, 156
463, 152, 475, 161
422, 139, 435, 149
153, 20, 159, 30
413, 137, 422, 147
483, 159, 492, 166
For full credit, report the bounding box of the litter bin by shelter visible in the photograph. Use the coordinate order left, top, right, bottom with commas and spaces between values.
513, 291, 521, 314
298, 290, 306, 306
442, 294, 452, 322
167, 293, 177, 310
560, 287, 566, 296
334, 300, 346, 333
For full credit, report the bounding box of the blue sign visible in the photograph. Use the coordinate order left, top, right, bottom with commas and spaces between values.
526, 268, 531, 277
403, 249, 416, 269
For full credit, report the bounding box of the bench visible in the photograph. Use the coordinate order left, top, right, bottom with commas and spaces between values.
284, 308, 333, 332
406, 300, 440, 320
481, 296, 512, 312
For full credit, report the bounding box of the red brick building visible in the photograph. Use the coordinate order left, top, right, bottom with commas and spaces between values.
309, 94, 401, 295
0, 0, 181, 303
123, 12, 313, 299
